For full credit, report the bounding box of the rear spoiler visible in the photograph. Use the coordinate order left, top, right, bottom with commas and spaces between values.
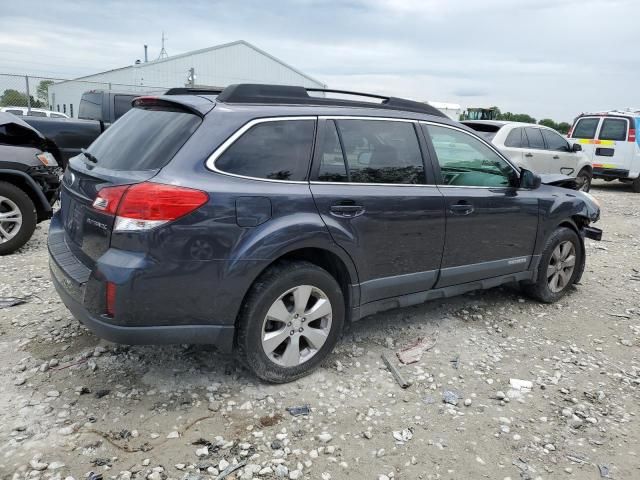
131, 96, 214, 117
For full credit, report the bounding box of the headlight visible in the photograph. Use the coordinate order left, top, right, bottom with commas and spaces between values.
581, 191, 601, 209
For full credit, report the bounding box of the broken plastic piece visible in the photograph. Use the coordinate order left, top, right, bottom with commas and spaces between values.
286, 405, 311, 416
509, 378, 533, 392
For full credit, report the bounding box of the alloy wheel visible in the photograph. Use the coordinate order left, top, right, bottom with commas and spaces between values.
547, 240, 576, 293
261, 284, 333, 367
0, 196, 22, 244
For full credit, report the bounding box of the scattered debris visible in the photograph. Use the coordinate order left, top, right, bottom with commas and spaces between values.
509, 378, 533, 392
598, 464, 611, 478
396, 334, 437, 364
450, 354, 460, 369
392, 428, 413, 443
286, 405, 311, 416
0, 296, 27, 309
381, 354, 410, 388
94, 389, 110, 399
442, 390, 460, 406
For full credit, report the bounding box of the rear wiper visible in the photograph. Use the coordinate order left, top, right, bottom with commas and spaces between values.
81, 148, 98, 163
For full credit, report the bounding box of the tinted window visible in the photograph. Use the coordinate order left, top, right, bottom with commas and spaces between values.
28, 111, 47, 117
541, 129, 569, 151
317, 121, 348, 182
114, 95, 136, 120
333, 119, 425, 184
599, 118, 628, 141
524, 127, 545, 149
6, 109, 23, 116
572, 118, 599, 139
79, 92, 102, 120
51, 113, 66, 118
426, 125, 514, 187
504, 128, 525, 148
216, 120, 315, 181
85, 107, 201, 171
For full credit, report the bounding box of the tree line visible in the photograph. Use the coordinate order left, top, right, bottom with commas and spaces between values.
0, 80, 55, 109
491, 107, 571, 134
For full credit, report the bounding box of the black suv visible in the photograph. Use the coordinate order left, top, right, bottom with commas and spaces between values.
1, 112, 61, 254
48, 84, 602, 382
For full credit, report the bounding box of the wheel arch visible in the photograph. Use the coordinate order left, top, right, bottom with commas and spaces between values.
0, 170, 51, 222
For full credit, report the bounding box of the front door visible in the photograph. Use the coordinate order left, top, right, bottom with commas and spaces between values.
310, 118, 445, 304
540, 128, 578, 176
421, 123, 539, 288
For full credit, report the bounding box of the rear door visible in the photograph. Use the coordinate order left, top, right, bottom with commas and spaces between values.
60, 104, 202, 267
540, 128, 577, 176
422, 123, 538, 287
594, 116, 634, 173
522, 127, 555, 174
310, 117, 446, 304
501, 126, 526, 168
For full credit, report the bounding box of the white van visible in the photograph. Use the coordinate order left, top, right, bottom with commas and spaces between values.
0, 106, 69, 119
567, 110, 640, 192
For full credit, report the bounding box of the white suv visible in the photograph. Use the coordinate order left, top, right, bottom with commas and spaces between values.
462, 121, 592, 191
567, 110, 640, 192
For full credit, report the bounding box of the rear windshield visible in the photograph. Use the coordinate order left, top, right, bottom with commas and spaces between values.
462, 123, 500, 141
599, 118, 628, 141
572, 117, 600, 139
78, 92, 103, 120
85, 107, 201, 171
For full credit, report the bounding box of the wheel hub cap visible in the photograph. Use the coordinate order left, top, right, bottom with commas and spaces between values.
546, 240, 576, 293
0, 196, 23, 244
261, 285, 333, 367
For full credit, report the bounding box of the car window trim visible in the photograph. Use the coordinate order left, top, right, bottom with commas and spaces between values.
540, 127, 570, 152
419, 121, 520, 189
523, 126, 546, 150
205, 116, 317, 184
310, 116, 435, 186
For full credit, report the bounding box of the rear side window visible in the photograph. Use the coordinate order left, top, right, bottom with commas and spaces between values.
114, 95, 136, 120
79, 92, 102, 120
85, 107, 201, 171
599, 118, 628, 141
504, 127, 525, 148
524, 127, 545, 149
541, 129, 569, 151
572, 118, 600, 139
326, 119, 425, 184
216, 120, 315, 181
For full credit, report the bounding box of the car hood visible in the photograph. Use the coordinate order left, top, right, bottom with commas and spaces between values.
0, 112, 46, 140
539, 173, 578, 190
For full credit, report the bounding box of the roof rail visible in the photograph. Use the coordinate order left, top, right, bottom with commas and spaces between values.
215, 84, 447, 117
165, 87, 224, 96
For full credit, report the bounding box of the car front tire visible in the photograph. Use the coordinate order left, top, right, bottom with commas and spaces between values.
236, 260, 345, 383
0, 181, 37, 255
523, 227, 582, 303
576, 168, 592, 192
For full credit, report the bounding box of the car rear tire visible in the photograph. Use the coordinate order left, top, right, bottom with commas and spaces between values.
0, 181, 37, 255
632, 177, 640, 193
523, 227, 582, 303
575, 168, 592, 192
236, 260, 345, 383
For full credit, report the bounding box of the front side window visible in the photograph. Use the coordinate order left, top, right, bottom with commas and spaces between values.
329, 119, 425, 184
572, 118, 600, 139
216, 120, 315, 181
425, 125, 515, 187
599, 118, 628, 141
504, 127, 525, 148
541, 129, 569, 151
524, 127, 545, 149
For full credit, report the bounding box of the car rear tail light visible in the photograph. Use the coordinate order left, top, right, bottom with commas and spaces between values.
105, 281, 116, 317
629, 127, 636, 143
93, 182, 209, 231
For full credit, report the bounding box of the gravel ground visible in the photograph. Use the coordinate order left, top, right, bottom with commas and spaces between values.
1, 180, 639, 480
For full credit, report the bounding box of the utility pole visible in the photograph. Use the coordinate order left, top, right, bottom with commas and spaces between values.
158, 32, 168, 59
188, 67, 195, 87
25, 76, 31, 113
144, 44, 148, 63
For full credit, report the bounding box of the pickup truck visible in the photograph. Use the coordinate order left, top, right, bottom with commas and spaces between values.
22, 90, 142, 168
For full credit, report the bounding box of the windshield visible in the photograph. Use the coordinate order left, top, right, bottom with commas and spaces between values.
86, 107, 201, 171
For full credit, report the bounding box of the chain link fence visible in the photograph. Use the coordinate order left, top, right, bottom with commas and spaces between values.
0, 73, 171, 118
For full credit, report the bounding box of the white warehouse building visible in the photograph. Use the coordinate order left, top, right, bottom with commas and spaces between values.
49, 40, 325, 118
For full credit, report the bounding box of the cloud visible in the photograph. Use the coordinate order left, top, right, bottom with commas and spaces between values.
0, 0, 638, 121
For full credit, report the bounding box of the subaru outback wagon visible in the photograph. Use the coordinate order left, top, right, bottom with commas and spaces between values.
49, 84, 602, 382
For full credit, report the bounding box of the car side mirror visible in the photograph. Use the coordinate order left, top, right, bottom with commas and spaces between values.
571, 143, 582, 152
520, 169, 541, 189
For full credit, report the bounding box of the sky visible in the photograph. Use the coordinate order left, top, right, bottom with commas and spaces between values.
0, 0, 638, 122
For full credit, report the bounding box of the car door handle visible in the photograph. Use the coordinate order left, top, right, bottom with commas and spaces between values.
449, 202, 474, 215
330, 204, 365, 218
524, 153, 533, 158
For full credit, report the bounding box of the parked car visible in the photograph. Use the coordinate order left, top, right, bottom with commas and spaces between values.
0, 112, 61, 254
462, 120, 592, 191
567, 109, 640, 192
48, 84, 602, 383
20, 90, 143, 168
0, 106, 69, 118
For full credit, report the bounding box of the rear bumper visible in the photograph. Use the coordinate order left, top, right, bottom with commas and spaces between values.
593, 167, 629, 179
48, 214, 235, 352
50, 268, 234, 349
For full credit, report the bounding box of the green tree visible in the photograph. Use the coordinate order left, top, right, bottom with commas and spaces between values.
538, 118, 557, 129
556, 122, 571, 135
0, 89, 44, 108
36, 80, 54, 105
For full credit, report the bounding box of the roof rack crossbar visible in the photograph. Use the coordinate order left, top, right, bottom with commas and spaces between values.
214, 84, 447, 117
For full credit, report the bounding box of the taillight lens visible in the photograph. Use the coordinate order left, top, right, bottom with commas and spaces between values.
629, 128, 636, 143
93, 182, 208, 231
105, 281, 116, 317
